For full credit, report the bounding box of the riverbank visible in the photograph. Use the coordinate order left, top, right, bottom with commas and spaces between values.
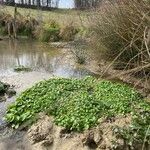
0, 41, 149, 150
0, 6, 88, 42
1, 6, 87, 26
2, 74, 150, 150
0, 38, 95, 150
0, 72, 52, 150
0, 2, 150, 149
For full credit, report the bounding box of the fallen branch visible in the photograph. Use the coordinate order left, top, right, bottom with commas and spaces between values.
108, 63, 150, 79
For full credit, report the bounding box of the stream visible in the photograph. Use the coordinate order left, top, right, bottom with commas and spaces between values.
0, 38, 93, 150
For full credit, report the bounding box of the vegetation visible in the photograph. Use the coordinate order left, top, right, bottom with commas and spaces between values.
0, 81, 10, 94
2, 6, 87, 27
1, 1, 150, 147
5, 77, 146, 126
91, 0, 150, 72
59, 23, 78, 41
0, 81, 16, 98
114, 102, 150, 148
35, 21, 60, 42
0, 11, 38, 37
0, 9, 80, 42
5, 77, 150, 146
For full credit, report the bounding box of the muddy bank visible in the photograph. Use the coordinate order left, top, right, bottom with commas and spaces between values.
0, 71, 52, 125
16, 114, 132, 150
0, 113, 132, 150
0, 71, 52, 150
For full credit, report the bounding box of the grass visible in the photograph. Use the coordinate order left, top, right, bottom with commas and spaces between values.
1, 6, 88, 27
0, 6, 86, 42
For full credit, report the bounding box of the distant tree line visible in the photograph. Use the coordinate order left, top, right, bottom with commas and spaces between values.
74, 0, 102, 9
3, 0, 60, 8
3, 0, 101, 9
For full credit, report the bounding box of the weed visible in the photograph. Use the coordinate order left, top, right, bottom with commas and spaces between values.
5, 77, 143, 131
113, 101, 150, 148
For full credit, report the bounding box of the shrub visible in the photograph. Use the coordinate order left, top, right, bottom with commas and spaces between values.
0, 26, 7, 35
5, 77, 144, 131
0, 12, 9, 35
36, 21, 60, 42
59, 23, 78, 41
91, 0, 150, 70
16, 14, 39, 37
0, 11, 38, 37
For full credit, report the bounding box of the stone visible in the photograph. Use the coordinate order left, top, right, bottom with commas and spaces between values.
0, 82, 5, 94
3, 82, 10, 90
0, 96, 6, 102
6, 88, 16, 98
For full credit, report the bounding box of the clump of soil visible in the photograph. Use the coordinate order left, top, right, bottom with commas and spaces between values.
0, 81, 16, 102
26, 114, 132, 150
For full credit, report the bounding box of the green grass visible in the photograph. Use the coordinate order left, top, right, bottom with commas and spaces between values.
6, 77, 144, 130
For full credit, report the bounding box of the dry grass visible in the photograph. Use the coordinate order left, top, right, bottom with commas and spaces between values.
0, 6, 89, 27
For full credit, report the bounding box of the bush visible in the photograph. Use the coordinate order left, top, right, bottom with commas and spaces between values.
5, 77, 144, 131
0, 26, 7, 35
16, 15, 39, 37
36, 21, 60, 42
59, 23, 78, 41
0, 12, 38, 37
0, 12, 8, 35
91, 0, 150, 70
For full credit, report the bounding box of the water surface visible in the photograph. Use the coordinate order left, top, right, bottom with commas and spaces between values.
0, 39, 91, 78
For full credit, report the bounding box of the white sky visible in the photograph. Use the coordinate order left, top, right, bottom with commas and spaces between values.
58, 0, 74, 8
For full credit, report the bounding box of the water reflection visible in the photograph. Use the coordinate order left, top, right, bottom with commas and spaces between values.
0, 39, 91, 78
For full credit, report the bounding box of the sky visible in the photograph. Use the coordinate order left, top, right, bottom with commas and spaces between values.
58, 0, 74, 8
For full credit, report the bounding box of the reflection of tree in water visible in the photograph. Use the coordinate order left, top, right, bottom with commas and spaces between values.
10, 39, 21, 66
0, 40, 92, 77
0, 40, 62, 73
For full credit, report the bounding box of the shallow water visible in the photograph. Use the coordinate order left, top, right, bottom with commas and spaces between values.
0, 39, 91, 78
0, 39, 94, 149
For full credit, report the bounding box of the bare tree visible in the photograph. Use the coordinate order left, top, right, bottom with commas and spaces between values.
74, 0, 101, 9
